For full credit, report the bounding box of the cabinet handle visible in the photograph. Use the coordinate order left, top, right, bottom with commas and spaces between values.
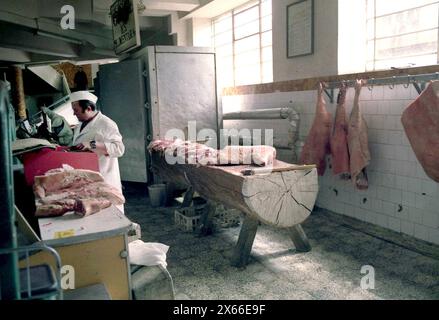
120, 250, 128, 259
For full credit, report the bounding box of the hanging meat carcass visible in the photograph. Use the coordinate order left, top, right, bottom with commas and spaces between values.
299, 83, 333, 176
401, 81, 439, 182
330, 85, 350, 178
347, 80, 371, 190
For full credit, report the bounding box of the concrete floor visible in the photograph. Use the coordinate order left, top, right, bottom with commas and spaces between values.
124, 182, 439, 300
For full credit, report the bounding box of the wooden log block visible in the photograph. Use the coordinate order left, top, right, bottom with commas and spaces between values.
151, 154, 318, 229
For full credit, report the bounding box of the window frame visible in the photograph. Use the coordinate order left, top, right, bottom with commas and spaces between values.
365, 0, 439, 71
212, 0, 273, 87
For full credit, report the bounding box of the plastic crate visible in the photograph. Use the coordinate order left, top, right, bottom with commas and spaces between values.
174, 205, 206, 232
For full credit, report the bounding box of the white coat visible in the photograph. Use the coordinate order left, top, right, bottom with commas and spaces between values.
73, 111, 125, 195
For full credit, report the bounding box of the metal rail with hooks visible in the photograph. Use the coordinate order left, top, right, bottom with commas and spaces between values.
322, 72, 439, 103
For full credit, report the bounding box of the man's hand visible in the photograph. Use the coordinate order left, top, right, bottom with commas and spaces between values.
73, 140, 109, 156
74, 141, 91, 151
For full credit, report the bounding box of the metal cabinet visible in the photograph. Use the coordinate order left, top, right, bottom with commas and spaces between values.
98, 46, 220, 183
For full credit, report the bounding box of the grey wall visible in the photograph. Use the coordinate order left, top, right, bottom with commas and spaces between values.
273, 0, 339, 81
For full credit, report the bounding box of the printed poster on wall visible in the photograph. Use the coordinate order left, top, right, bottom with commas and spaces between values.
287, 0, 314, 58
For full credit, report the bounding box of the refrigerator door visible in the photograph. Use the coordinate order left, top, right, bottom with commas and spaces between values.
150, 47, 219, 144
98, 59, 148, 183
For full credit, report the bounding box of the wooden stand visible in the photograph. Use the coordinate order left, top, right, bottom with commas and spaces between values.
152, 154, 318, 267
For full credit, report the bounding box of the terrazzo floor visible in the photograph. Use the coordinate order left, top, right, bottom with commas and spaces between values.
123, 182, 439, 300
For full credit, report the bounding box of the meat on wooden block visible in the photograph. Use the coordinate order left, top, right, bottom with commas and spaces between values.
148, 139, 218, 165
148, 139, 276, 167
218, 145, 276, 167
402, 81, 439, 182
347, 80, 371, 190
300, 83, 333, 176
330, 85, 350, 178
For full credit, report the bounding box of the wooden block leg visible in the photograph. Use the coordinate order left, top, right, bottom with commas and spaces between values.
231, 215, 259, 268
197, 201, 216, 236
288, 224, 311, 252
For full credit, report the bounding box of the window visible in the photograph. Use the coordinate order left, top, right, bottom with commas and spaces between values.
366, 0, 439, 71
212, 0, 273, 88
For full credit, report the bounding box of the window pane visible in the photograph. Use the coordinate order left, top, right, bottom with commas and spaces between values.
216, 44, 233, 58
234, 6, 259, 28
216, 54, 234, 88
214, 15, 232, 34
366, 0, 438, 71
234, 20, 260, 40
366, 61, 375, 71
214, 30, 233, 47
235, 35, 260, 54
235, 65, 261, 86
262, 46, 272, 62
234, 0, 259, 14
261, 0, 272, 15
375, 0, 437, 17
218, 71, 235, 88
366, 19, 375, 41
375, 29, 437, 60
213, 0, 274, 87
375, 3, 438, 38
261, 14, 272, 32
374, 54, 437, 70
366, 40, 375, 63
262, 61, 273, 83
235, 50, 260, 68
366, 0, 375, 19
261, 31, 272, 46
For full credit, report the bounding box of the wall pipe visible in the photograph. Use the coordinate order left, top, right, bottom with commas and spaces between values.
223, 107, 296, 121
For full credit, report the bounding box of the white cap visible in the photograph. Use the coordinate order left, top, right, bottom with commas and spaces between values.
69, 91, 98, 104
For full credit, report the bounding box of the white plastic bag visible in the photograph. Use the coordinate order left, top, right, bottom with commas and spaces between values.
128, 240, 169, 268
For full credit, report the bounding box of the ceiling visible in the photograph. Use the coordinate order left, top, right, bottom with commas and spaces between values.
0, 0, 251, 67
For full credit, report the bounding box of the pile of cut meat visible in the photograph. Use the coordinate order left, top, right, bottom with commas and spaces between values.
148, 139, 218, 165
33, 167, 125, 218
148, 139, 276, 167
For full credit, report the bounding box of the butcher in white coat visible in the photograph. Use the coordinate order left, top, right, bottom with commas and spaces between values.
70, 90, 125, 212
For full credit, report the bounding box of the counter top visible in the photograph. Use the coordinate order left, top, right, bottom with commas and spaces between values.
38, 205, 132, 247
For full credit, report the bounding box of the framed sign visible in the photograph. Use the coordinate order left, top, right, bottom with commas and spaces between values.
110, 0, 141, 55
287, 0, 314, 58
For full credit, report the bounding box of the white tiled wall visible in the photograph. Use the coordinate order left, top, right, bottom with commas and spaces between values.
222, 84, 439, 245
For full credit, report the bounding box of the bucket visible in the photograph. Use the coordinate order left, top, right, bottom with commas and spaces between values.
148, 184, 167, 207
